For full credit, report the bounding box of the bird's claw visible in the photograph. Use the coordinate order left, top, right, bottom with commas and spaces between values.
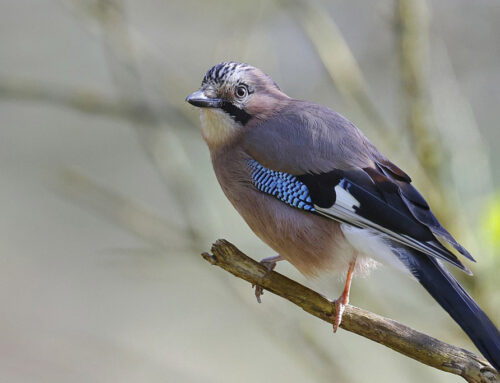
332, 298, 347, 333
254, 284, 264, 303
253, 255, 281, 303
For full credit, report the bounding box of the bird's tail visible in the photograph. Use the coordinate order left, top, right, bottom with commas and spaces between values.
397, 247, 500, 371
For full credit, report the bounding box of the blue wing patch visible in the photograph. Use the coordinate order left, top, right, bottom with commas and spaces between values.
247, 160, 315, 212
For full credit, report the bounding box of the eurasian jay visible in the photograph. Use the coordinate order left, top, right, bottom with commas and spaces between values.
186, 61, 500, 370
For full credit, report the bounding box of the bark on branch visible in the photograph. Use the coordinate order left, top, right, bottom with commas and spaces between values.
201, 239, 499, 383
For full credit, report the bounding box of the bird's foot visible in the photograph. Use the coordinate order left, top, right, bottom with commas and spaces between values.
332, 295, 349, 333
253, 255, 282, 303
331, 258, 356, 332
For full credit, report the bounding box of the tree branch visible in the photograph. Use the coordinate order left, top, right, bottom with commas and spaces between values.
201, 239, 499, 383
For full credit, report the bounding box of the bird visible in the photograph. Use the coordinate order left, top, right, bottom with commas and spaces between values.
185, 61, 500, 370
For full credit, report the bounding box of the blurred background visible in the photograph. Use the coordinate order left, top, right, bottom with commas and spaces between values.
1, 0, 499, 382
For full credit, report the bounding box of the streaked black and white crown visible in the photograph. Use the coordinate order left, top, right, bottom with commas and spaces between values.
202, 62, 252, 86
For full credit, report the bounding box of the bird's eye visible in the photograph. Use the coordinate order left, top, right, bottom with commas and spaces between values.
235, 85, 248, 98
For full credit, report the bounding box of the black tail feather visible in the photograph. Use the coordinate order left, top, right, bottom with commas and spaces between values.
397, 247, 500, 371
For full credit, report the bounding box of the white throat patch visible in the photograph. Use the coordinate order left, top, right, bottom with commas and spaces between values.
199, 108, 240, 147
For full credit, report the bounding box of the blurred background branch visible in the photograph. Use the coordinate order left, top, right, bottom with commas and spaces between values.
286, 0, 390, 136
395, 0, 454, 226
397, 0, 440, 182
0, 76, 165, 123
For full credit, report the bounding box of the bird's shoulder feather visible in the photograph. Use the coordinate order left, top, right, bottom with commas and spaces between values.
243, 100, 375, 173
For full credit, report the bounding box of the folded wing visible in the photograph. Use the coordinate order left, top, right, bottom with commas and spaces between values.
247, 158, 472, 274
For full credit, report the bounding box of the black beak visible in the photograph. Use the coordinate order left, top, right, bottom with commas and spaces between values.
185, 90, 222, 108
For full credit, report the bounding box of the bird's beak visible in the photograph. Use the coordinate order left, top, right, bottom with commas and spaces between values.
185, 90, 222, 108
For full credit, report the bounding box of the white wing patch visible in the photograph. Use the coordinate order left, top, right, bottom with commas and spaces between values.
335, 182, 360, 209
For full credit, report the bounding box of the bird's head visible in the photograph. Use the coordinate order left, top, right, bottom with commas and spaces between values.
186, 62, 288, 148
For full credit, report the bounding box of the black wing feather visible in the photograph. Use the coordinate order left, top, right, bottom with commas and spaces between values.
375, 161, 475, 261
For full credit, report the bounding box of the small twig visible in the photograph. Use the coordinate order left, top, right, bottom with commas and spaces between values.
202, 239, 499, 383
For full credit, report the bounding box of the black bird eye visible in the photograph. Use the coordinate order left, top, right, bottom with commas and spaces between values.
235, 85, 247, 98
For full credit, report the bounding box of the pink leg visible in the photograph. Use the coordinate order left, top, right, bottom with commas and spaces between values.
254, 255, 283, 303
333, 258, 356, 333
